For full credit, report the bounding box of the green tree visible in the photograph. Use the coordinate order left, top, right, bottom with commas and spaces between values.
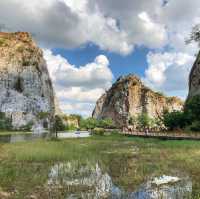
163, 111, 187, 130
137, 113, 152, 130
186, 24, 200, 46
98, 118, 114, 129
55, 115, 65, 132
80, 117, 98, 130
0, 112, 12, 130
185, 95, 200, 121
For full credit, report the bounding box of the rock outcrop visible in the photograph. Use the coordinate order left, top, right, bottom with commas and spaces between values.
92, 75, 183, 127
188, 51, 200, 99
0, 32, 55, 130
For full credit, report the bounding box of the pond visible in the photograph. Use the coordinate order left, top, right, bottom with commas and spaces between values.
47, 161, 192, 199
0, 135, 199, 199
0, 131, 91, 143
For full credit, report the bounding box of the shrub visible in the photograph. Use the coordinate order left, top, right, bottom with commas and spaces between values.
185, 95, 200, 121
0, 112, 12, 130
97, 118, 114, 129
65, 124, 77, 131
163, 111, 187, 130
92, 127, 105, 136
55, 115, 65, 132
19, 121, 33, 131
80, 117, 98, 130
189, 121, 200, 132
37, 112, 49, 120
137, 113, 152, 129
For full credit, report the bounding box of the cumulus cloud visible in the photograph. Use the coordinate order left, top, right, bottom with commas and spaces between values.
144, 52, 195, 99
2, 0, 200, 110
0, 0, 169, 55
43, 49, 113, 115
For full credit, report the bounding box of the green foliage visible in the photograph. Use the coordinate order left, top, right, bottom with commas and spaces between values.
37, 112, 49, 120
68, 114, 82, 121
163, 111, 188, 130
186, 24, 200, 46
189, 121, 200, 132
0, 38, 7, 46
137, 113, 152, 129
97, 118, 114, 129
129, 116, 137, 125
155, 91, 165, 97
80, 117, 98, 130
55, 115, 65, 132
65, 124, 77, 131
80, 117, 114, 130
185, 95, 200, 121
19, 121, 33, 131
0, 112, 12, 130
92, 127, 105, 135
17, 46, 24, 53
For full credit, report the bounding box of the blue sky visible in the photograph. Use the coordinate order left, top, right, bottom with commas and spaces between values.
1, 0, 200, 116
52, 45, 149, 81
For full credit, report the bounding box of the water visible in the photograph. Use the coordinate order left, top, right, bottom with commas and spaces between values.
58, 131, 91, 138
0, 131, 91, 143
47, 161, 192, 199
0, 133, 48, 143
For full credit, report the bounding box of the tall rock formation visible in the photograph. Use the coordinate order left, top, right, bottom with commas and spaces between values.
92, 75, 183, 127
188, 51, 200, 99
0, 32, 55, 130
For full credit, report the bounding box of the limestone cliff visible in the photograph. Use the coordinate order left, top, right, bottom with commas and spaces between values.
188, 51, 200, 99
0, 32, 55, 130
92, 75, 183, 127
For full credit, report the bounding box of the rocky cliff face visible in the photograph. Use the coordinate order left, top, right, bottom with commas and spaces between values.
0, 32, 55, 130
188, 51, 200, 99
92, 75, 183, 127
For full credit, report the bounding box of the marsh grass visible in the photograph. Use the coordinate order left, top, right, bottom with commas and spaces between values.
0, 134, 200, 198
0, 131, 31, 136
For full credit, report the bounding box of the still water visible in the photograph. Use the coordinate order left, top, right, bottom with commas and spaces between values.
46, 161, 192, 199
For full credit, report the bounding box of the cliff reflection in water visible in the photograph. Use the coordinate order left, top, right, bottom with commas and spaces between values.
47, 161, 192, 199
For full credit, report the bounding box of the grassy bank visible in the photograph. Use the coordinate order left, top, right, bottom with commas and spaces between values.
0, 134, 200, 198
0, 131, 31, 136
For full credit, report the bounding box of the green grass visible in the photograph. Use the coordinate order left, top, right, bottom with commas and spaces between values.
0, 131, 31, 136
0, 134, 200, 198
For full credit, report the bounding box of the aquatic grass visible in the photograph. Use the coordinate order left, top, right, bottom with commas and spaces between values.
0, 131, 31, 136
0, 134, 200, 198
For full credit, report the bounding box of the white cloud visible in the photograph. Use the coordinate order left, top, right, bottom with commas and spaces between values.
144, 52, 195, 99
0, 0, 169, 55
2, 0, 200, 108
43, 49, 113, 115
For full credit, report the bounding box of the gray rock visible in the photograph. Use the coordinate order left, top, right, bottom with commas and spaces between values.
0, 32, 55, 131
188, 51, 200, 99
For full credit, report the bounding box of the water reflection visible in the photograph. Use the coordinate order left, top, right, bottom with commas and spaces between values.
48, 161, 192, 199
0, 133, 48, 143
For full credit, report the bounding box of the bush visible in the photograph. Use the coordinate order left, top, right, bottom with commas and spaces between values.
137, 113, 152, 129
55, 115, 65, 132
65, 124, 77, 131
19, 121, 33, 131
0, 112, 12, 130
185, 95, 200, 121
92, 128, 105, 136
97, 118, 114, 129
80, 117, 98, 130
163, 111, 188, 130
188, 121, 200, 132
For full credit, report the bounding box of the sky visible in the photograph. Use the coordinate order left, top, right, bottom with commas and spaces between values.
0, 0, 200, 116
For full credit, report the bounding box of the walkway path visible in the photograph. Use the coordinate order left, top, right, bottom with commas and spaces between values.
122, 131, 200, 140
